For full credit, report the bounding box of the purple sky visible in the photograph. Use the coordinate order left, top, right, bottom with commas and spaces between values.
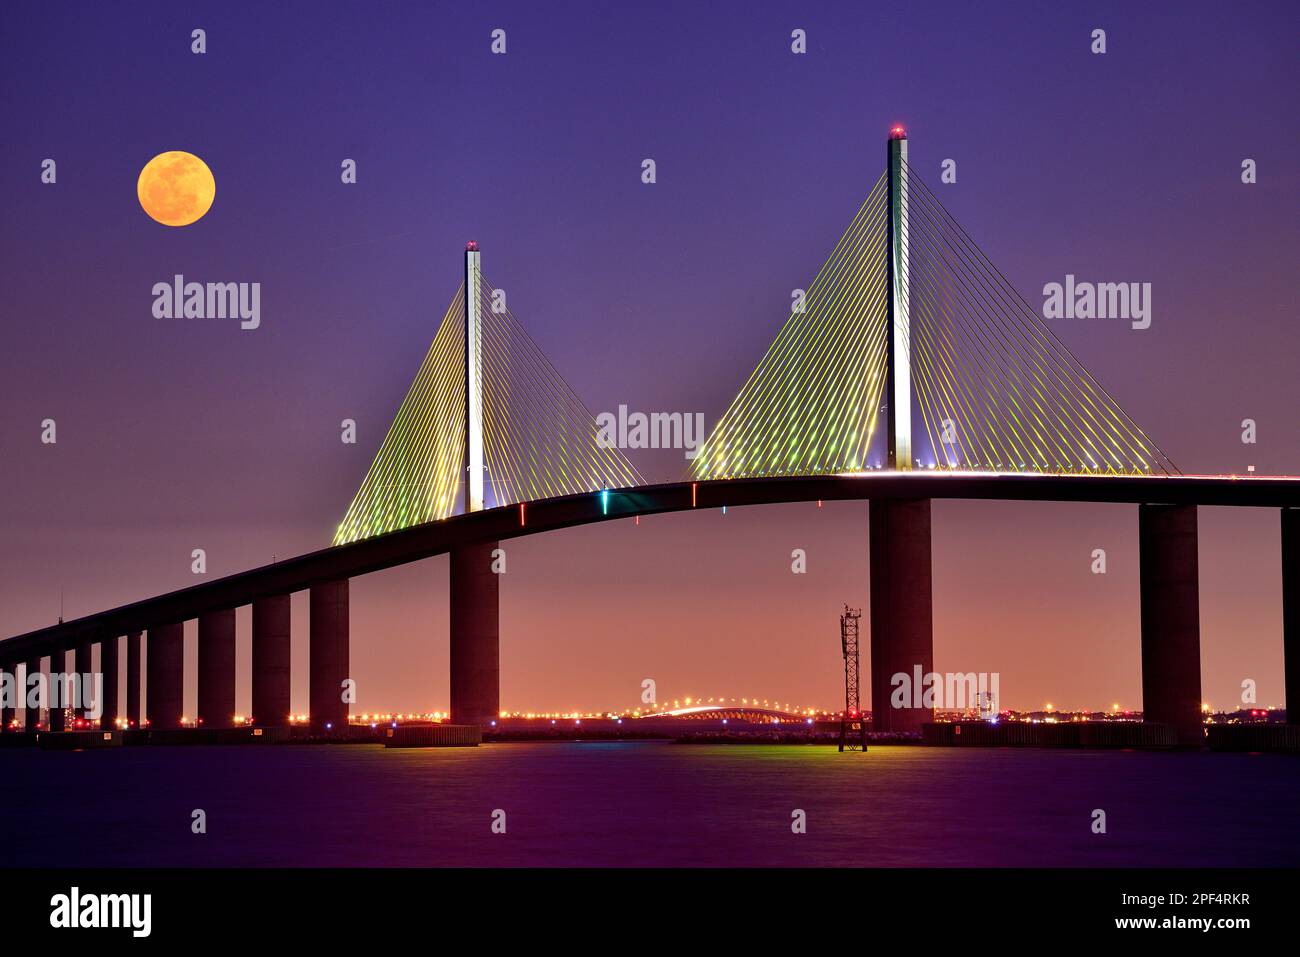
1, 0, 1296, 715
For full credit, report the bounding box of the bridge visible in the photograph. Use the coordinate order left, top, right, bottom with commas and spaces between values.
3, 128, 1297, 746
634, 705, 816, 724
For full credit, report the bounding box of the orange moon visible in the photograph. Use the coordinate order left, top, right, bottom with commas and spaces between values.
137, 151, 215, 226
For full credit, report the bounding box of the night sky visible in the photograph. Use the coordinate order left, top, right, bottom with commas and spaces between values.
1, 1, 1296, 716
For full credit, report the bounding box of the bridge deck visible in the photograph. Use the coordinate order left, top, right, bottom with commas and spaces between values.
2, 472, 1297, 656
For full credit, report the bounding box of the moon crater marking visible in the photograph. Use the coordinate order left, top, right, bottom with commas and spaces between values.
137, 151, 215, 227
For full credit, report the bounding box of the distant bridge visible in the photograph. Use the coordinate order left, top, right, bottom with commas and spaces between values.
638, 705, 817, 724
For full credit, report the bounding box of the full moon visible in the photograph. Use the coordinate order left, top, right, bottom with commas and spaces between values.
137, 151, 215, 226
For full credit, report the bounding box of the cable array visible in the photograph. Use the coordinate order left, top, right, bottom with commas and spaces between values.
334, 288, 467, 544
692, 173, 891, 479
904, 162, 1176, 474
336, 156, 1176, 545
334, 277, 643, 545
693, 163, 1176, 480
477, 272, 643, 506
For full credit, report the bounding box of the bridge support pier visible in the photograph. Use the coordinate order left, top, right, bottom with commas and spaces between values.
0, 661, 14, 731
1139, 504, 1203, 746
146, 623, 185, 730
126, 631, 142, 728
99, 635, 119, 729
869, 499, 934, 734
1283, 508, 1299, 726
25, 658, 41, 731
253, 595, 292, 727
198, 609, 237, 729
75, 640, 92, 723
310, 580, 349, 734
450, 541, 500, 728
48, 651, 67, 731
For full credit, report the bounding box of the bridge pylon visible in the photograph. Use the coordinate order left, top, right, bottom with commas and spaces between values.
453, 241, 498, 728
464, 241, 485, 513
885, 125, 912, 470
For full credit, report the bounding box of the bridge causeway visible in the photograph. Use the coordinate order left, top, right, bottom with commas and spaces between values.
2, 473, 1297, 741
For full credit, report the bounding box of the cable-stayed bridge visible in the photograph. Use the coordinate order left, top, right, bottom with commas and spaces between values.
3, 128, 1297, 747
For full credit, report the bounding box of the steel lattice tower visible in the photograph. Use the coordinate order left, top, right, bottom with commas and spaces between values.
839, 605, 867, 752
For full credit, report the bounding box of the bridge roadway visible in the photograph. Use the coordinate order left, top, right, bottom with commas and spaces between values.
2, 472, 1298, 740
3, 471, 1296, 655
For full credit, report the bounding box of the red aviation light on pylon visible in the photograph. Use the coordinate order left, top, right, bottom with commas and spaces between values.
889, 124, 907, 140
465, 241, 479, 251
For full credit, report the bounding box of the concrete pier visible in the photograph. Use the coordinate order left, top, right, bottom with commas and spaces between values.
252, 594, 291, 727
1139, 504, 1203, 746
24, 658, 41, 731
450, 541, 500, 728
146, 623, 185, 730
869, 498, 934, 734
74, 641, 92, 722
198, 609, 237, 728
1283, 508, 1299, 726
48, 650, 67, 731
309, 580, 349, 733
126, 631, 141, 728
99, 635, 120, 729
0, 661, 14, 731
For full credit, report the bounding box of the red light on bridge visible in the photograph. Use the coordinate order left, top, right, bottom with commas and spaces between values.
465, 240, 479, 251
889, 124, 907, 140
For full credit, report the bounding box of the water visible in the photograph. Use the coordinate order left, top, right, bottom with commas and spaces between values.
1, 742, 1296, 867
